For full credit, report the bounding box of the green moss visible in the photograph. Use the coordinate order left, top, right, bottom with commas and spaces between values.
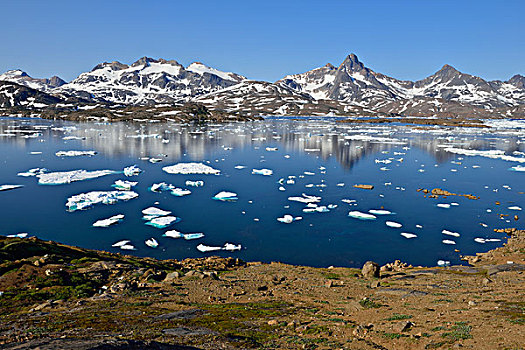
359, 298, 382, 309
386, 313, 412, 321
442, 322, 472, 341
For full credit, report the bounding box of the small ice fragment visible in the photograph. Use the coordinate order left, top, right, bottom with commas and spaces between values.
163, 230, 184, 238
400, 232, 417, 239
55, 150, 96, 157
252, 168, 273, 176
212, 191, 238, 201
145, 216, 179, 228
197, 244, 222, 252
112, 240, 130, 247
120, 244, 136, 250
451, 202, 459, 206
336, 183, 345, 187
170, 188, 191, 197
149, 158, 163, 163
162, 162, 220, 175
234, 165, 247, 169
508, 206, 522, 211
278, 186, 285, 191
265, 147, 278, 151
223, 243, 241, 251
368, 209, 392, 215
145, 238, 159, 248
442, 230, 460, 237
437, 203, 451, 209
142, 207, 171, 216
150, 182, 174, 192
385, 221, 402, 228
183, 233, 205, 240
93, 214, 124, 227
416, 224, 423, 229
437, 260, 450, 267
6, 233, 28, 238
66, 191, 138, 211
442, 239, 456, 245
0, 184, 23, 192
112, 180, 137, 191
474, 238, 486, 243
185, 180, 204, 187
288, 193, 321, 204
17, 168, 47, 177
304, 171, 315, 176
327, 204, 337, 209
284, 155, 290, 158
348, 211, 377, 220
509, 165, 525, 172
123, 165, 142, 177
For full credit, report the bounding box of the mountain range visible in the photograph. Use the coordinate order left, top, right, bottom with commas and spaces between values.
1, 54, 524, 118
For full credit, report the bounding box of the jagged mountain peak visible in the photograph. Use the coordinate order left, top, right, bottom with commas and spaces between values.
91, 61, 129, 72
339, 53, 365, 71
1, 69, 29, 78
508, 74, 525, 89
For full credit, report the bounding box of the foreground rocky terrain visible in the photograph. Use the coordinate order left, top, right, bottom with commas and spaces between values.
0, 228, 523, 350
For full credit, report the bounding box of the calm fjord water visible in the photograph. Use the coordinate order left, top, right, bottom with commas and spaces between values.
0, 117, 524, 268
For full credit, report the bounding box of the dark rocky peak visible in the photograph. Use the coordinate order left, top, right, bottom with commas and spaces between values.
324, 63, 336, 70
433, 64, 462, 79
47, 76, 66, 87
6, 69, 29, 77
508, 74, 525, 89
131, 56, 158, 67
91, 61, 129, 72
339, 53, 365, 72
157, 58, 183, 68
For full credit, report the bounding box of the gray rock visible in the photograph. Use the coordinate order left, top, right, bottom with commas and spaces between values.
362, 261, 380, 279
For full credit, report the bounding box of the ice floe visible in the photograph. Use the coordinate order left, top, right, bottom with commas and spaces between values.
112, 240, 130, 247
348, 211, 377, 220
368, 209, 392, 215
17, 168, 47, 177
93, 214, 124, 227
444, 147, 525, 163
385, 221, 402, 228
277, 214, 302, 223
183, 233, 205, 240
170, 188, 192, 197
0, 184, 23, 192
197, 242, 241, 252
508, 206, 522, 211
212, 191, 238, 201
112, 180, 137, 191
145, 238, 159, 248
123, 165, 142, 177
442, 229, 460, 237
400, 232, 417, 239
38, 169, 118, 185
437, 203, 451, 209
288, 193, 321, 204
145, 216, 180, 228
163, 230, 184, 238
442, 239, 456, 245
163, 162, 220, 175
55, 150, 97, 157
66, 191, 138, 211
185, 180, 204, 187
509, 165, 525, 172
252, 168, 273, 176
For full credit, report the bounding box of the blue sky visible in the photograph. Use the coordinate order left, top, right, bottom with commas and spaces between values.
1, 0, 523, 82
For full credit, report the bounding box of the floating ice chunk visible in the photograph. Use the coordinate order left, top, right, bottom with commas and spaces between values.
509, 165, 525, 172
375, 159, 392, 164
142, 207, 171, 216
508, 206, 522, 211
6, 233, 28, 238
277, 214, 298, 223
162, 162, 220, 175
327, 204, 337, 209
437, 260, 450, 267
252, 168, 273, 176
265, 147, 278, 151
442, 229, 460, 237
304, 148, 320, 152
66, 191, 138, 211
304, 171, 315, 176
123, 165, 142, 177
163, 230, 184, 238
336, 183, 345, 187
112, 180, 137, 191
170, 188, 191, 197
0, 184, 23, 192
149, 158, 163, 163
55, 150, 97, 157
30, 151, 43, 155
150, 182, 175, 192
17, 168, 47, 177
183, 233, 205, 240
234, 165, 247, 169
474, 238, 486, 244
348, 211, 377, 220
437, 203, 451, 209
62, 136, 85, 140
185, 180, 204, 187
38, 169, 117, 185
93, 214, 124, 227
120, 244, 136, 251
145, 216, 180, 228
368, 209, 392, 215
223, 243, 241, 251
112, 240, 130, 247
444, 147, 525, 163
145, 238, 159, 248
197, 244, 222, 252
442, 239, 456, 245
288, 193, 321, 204
212, 191, 238, 201
385, 221, 402, 228
278, 186, 286, 191
416, 224, 423, 229
400, 232, 417, 239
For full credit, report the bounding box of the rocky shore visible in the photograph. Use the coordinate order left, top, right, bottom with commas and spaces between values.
0, 230, 524, 349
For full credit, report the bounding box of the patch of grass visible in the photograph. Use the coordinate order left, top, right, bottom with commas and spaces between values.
431, 326, 446, 332
303, 325, 331, 335
442, 322, 472, 341
386, 313, 412, 321
382, 332, 409, 339
359, 298, 382, 309
322, 272, 340, 280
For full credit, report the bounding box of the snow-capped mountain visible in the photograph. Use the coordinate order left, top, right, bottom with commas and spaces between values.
54, 57, 246, 104
0, 70, 65, 92
0, 54, 523, 118
278, 54, 525, 113
0, 81, 63, 108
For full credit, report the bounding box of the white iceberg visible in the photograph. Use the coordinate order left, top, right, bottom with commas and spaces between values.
508, 206, 522, 211
120, 244, 136, 251
212, 191, 238, 201
234, 165, 247, 170
145, 238, 159, 248
145, 216, 179, 228
223, 243, 241, 251
123, 165, 142, 177
348, 211, 377, 220
112, 240, 130, 247
400, 232, 417, 239
368, 209, 392, 215
437, 260, 450, 267
142, 207, 171, 216
444, 147, 525, 163
37, 169, 117, 185
185, 180, 204, 187
288, 193, 321, 204
170, 188, 191, 197
252, 168, 273, 176
163, 230, 184, 238
6, 233, 29, 238
66, 191, 138, 212
150, 182, 175, 192
197, 244, 222, 252
437, 203, 451, 209
509, 165, 525, 172
93, 214, 124, 227
183, 233, 205, 240
265, 147, 278, 151
17, 168, 47, 177
442, 239, 456, 245
112, 180, 137, 191
277, 215, 302, 223
55, 150, 97, 157
0, 184, 23, 192
442, 229, 460, 237
162, 162, 220, 175
385, 221, 402, 228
